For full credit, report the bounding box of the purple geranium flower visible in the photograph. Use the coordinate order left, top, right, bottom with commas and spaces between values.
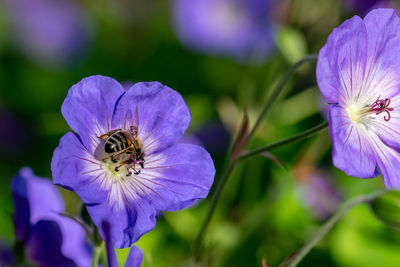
2, 0, 91, 68
317, 8, 400, 189
51, 75, 215, 248
172, 0, 275, 63
11, 167, 91, 267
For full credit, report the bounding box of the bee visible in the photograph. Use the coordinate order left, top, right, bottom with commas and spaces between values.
97, 126, 145, 175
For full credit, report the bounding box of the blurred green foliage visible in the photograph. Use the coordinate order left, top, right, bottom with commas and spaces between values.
1, 0, 400, 266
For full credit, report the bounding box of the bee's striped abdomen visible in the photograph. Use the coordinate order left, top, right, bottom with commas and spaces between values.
105, 131, 129, 153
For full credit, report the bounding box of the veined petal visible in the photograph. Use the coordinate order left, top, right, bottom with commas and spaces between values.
61, 75, 125, 153
375, 143, 400, 189
359, 8, 400, 103
138, 144, 215, 211
87, 196, 156, 249
52, 132, 154, 248
104, 217, 143, 267
51, 132, 108, 204
317, 15, 367, 104
112, 82, 190, 155
329, 105, 379, 178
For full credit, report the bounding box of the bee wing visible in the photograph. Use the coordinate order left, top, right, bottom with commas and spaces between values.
133, 105, 139, 129
124, 109, 132, 130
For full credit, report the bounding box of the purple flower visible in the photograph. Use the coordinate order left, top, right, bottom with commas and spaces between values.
11, 167, 91, 267
317, 9, 400, 189
51, 75, 215, 248
299, 171, 342, 220
344, 0, 389, 15
172, 0, 275, 63
3, 0, 91, 68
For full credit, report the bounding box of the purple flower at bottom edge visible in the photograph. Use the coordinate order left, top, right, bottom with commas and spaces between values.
317, 8, 400, 189
51, 75, 216, 248
11, 167, 91, 267
172, 0, 275, 63
103, 221, 143, 267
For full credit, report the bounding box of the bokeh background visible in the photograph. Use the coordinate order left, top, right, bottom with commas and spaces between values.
1, 0, 400, 266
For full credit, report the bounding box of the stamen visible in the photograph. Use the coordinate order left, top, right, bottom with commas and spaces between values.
368, 96, 393, 121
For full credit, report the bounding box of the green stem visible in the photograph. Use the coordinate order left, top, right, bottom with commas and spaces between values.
238, 121, 329, 162
191, 54, 318, 260
192, 162, 236, 257
247, 54, 318, 142
91, 243, 102, 267
287, 189, 386, 267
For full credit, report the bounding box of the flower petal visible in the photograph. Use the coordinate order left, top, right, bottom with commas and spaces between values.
112, 82, 190, 155
25, 219, 91, 267
52, 132, 156, 249
87, 196, 156, 249
329, 105, 379, 178
104, 217, 143, 267
51, 132, 108, 204
124, 246, 143, 267
317, 14, 367, 104
12, 168, 92, 267
11, 167, 64, 241
138, 143, 215, 211
375, 143, 400, 189
25, 220, 76, 267
359, 8, 400, 103
61, 75, 125, 153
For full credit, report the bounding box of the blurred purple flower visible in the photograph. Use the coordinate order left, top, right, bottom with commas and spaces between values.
51, 75, 215, 248
11, 167, 91, 267
0, 108, 32, 157
2, 0, 91, 68
172, 0, 275, 63
344, 0, 389, 15
0, 241, 13, 266
193, 121, 230, 156
179, 121, 230, 157
317, 8, 400, 189
299, 171, 342, 220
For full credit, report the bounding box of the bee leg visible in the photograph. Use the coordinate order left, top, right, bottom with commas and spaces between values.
111, 156, 118, 163
134, 169, 141, 175
115, 165, 122, 172
126, 167, 132, 177
139, 161, 144, 169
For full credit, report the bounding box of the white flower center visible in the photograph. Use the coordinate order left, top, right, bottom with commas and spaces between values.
346, 97, 394, 124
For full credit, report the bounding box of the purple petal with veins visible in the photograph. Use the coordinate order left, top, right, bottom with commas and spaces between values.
51, 75, 215, 248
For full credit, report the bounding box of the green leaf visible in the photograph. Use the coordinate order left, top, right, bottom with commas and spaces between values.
276, 26, 307, 64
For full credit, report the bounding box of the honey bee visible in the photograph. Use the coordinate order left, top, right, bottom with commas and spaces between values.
97, 126, 145, 175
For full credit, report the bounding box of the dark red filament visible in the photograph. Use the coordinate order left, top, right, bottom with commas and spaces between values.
369, 96, 394, 121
